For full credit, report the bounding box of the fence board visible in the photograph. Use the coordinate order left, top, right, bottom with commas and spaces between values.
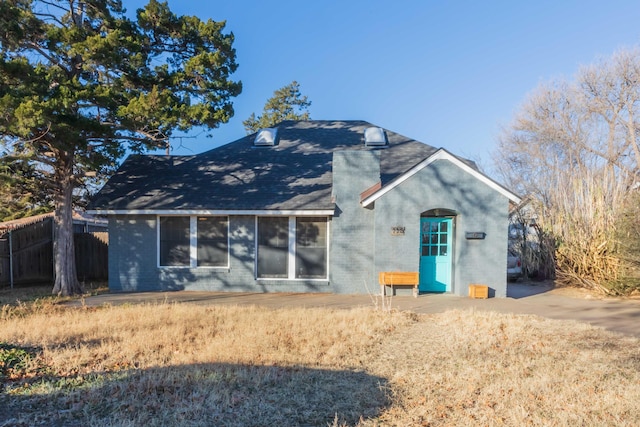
0, 218, 53, 285
75, 232, 109, 282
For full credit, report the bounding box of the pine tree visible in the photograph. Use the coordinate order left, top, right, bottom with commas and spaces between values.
0, 0, 241, 295
243, 81, 311, 133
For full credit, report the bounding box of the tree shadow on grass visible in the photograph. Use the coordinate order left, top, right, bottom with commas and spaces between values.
1, 362, 389, 426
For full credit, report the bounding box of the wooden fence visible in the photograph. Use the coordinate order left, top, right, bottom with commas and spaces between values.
0, 217, 108, 287
74, 232, 108, 283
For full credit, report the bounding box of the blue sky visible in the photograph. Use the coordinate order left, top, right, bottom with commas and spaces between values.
132, 0, 640, 175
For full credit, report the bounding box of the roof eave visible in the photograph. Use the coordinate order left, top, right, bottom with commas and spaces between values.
86, 208, 336, 216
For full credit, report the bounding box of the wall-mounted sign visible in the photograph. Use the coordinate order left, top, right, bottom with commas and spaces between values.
465, 232, 486, 240
391, 226, 406, 236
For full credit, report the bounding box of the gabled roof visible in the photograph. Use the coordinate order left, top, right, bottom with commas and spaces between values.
360, 148, 522, 207
89, 120, 455, 213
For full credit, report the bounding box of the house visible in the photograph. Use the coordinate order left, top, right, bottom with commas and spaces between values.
88, 120, 521, 296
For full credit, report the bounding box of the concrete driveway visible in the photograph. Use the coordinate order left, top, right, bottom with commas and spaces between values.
68, 282, 640, 338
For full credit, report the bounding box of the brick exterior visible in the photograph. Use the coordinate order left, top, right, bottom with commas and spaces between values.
329, 151, 380, 294
107, 155, 509, 297
108, 215, 332, 293
372, 159, 509, 297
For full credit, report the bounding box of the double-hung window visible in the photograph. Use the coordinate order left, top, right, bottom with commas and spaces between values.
256, 217, 289, 278
159, 216, 190, 267
197, 217, 229, 267
295, 217, 327, 279
256, 216, 328, 279
159, 216, 229, 268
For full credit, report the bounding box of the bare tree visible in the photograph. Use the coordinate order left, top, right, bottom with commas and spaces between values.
496, 48, 640, 294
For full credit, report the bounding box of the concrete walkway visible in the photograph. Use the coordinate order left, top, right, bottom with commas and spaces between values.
67, 282, 640, 338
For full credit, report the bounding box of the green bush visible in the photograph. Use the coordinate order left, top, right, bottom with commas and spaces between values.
0, 342, 33, 380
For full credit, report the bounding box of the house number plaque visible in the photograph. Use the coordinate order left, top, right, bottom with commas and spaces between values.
391, 226, 405, 236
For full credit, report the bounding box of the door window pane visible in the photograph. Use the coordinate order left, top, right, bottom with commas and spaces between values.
197, 217, 228, 267
421, 219, 452, 259
295, 217, 327, 279
159, 216, 190, 266
257, 217, 289, 278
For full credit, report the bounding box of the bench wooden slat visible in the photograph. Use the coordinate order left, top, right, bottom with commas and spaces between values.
379, 271, 419, 284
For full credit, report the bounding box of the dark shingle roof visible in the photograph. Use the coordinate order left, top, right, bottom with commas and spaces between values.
89, 120, 466, 211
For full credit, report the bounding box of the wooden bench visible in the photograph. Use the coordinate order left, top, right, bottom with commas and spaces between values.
379, 271, 419, 298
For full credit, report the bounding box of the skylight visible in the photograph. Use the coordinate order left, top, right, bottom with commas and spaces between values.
254, 128, 278, 146
364, 127, 387, 146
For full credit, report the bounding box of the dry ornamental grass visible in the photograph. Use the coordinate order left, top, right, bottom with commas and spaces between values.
1, 299, 639, 426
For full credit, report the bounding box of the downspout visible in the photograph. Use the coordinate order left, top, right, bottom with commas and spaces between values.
8, 230, 13, 289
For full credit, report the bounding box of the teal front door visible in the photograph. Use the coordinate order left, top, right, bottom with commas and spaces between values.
419, 218, 452, 293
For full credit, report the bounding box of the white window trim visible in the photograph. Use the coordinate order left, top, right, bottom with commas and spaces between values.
288, 217, 297, 279
189, 217, 197, 267
255, 216, 330, 281
157, 215, 230, 269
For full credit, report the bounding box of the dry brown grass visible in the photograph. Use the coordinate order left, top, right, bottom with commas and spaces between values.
1, 301, 639, 426
0, 284, 55, 306
365, 310, 640, 426
0, 282, 108, 306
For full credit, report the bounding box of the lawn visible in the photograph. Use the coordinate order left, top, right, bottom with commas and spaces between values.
1, 290, 639, 426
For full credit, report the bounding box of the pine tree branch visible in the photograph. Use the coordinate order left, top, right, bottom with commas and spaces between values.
25, 41, 71, 74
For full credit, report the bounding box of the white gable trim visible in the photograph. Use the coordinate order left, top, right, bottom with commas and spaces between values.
360, 148, 521, 207
87, 209, 335, 216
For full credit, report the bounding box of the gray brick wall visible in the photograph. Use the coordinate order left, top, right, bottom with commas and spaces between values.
108, 157, 509, 297
329, 151, 380, 294
373, 160, 509, 297
109, 215, 331, 293
108, 215, 159, 292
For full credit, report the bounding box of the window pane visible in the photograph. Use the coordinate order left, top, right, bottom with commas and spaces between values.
295, 217, 327, 279
159, 216, 190, 266
197, 217, 228, 267
257, 217, 289, 278
439, 233, 447, 244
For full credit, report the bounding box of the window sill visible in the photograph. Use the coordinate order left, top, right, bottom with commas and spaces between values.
256, 277, 329, 282
158, 266, 231, 271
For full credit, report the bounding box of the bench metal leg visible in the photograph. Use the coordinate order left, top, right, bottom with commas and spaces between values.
380, 283, 419, 297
